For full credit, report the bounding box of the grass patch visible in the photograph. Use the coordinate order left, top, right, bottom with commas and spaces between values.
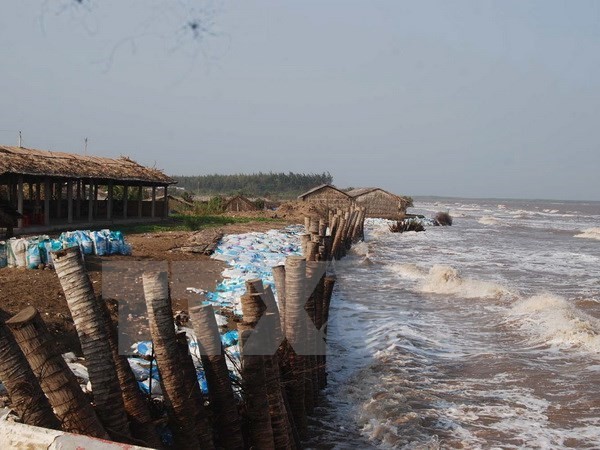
119, 214, 281, 234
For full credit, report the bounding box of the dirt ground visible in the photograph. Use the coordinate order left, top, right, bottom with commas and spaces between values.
0, 219, 292, 355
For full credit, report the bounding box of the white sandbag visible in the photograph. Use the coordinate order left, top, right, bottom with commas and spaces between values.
7, 238, 27, 268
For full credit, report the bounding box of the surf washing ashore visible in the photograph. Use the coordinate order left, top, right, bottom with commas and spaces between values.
309, 197, 600, 449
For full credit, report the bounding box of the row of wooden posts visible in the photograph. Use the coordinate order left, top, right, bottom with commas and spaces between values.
0, 205, 366, 449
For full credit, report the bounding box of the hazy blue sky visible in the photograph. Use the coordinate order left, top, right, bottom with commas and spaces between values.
1, 0, 599, 200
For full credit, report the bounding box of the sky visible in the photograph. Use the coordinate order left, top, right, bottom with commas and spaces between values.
1, 0, 599, 200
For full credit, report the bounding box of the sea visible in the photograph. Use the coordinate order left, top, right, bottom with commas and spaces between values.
309, 197, 600, 449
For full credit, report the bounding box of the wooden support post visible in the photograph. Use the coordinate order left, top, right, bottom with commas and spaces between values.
93, 184, 98, 218
142, 271, 215, 450
66, 180, 73, 224
53, 248, 131, 442
137, 186, 143, 218
55, 182, 62, 219
163, 185, 168, 218
150, 186, 156, 219
107, 182, 114, 221
189, 305, 244, 450
16, 176, 23, 228
88, 182, 94, 223
6, 307, 108, 439
35, 182, 41, 216
123, 185, 128, 220
0, 321, 61, 429
44, 178, 50, 226
75, 180, 81, 219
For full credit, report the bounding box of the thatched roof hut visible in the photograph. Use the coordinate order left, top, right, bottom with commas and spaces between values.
0, 145, 175, 233
0, 146, 173, 185
347, 187, 407, 219
298, 184, 352, 210
224, 195, 258, 212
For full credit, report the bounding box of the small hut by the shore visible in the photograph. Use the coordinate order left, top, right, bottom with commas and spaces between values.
167, 194, 194, 214
347, 187, 407, 219
298, 184, 352, 210
223, 195, 258, 213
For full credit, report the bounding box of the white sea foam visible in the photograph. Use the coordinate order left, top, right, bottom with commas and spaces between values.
575, 227, 600, 241
510, 294, 600, 353
478, 215, 503, 226
418, 265, 513, 300
351, 241, 370, 256
390, 263, 427, 280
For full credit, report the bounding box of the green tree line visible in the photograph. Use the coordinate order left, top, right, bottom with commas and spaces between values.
171, 172, 333, 199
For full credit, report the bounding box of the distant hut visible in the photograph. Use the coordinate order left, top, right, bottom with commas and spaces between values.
167, 194, 194, 214
298, 184, 352, 210
224, 195, 258, 213
348, 187, 407, 219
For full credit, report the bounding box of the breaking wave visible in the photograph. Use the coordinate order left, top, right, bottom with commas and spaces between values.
389, 263, 427, 280
575, 228, 600, 241
418, 265, 513, 300
510, 294, 600, 353
478, 215, 503, 226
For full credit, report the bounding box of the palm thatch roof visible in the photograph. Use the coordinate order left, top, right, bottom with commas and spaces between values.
347, 187, 398, 199
0, 146, 174, 185
298, 184, 351, 200
224, 195, 258, 212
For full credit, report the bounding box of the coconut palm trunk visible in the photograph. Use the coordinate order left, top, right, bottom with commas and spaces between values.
142, 271, 214, 450
241, 286, 293, 449
6, 307, 108, 438
189, 304, 244, 450
283, 255, 308, 439
239, 326, 275, 450
0, 319, 60, 429
52, 247, 131, 441
98, 299, 163, 448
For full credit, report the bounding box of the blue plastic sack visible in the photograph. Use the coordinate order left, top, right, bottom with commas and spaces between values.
26, 240, 42, 269
91, 231, 108, 256
221, 330, 238, 348
78, 231, 94, 255
0, 242, 6, 268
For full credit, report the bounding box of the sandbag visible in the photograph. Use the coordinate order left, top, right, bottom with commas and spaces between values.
41, 239, 64, 268
7, 238, 27, 268
26, 239, 42, 269
0, 241, 6, 268
78, 231, 94, 255
91, 231, 108, 256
